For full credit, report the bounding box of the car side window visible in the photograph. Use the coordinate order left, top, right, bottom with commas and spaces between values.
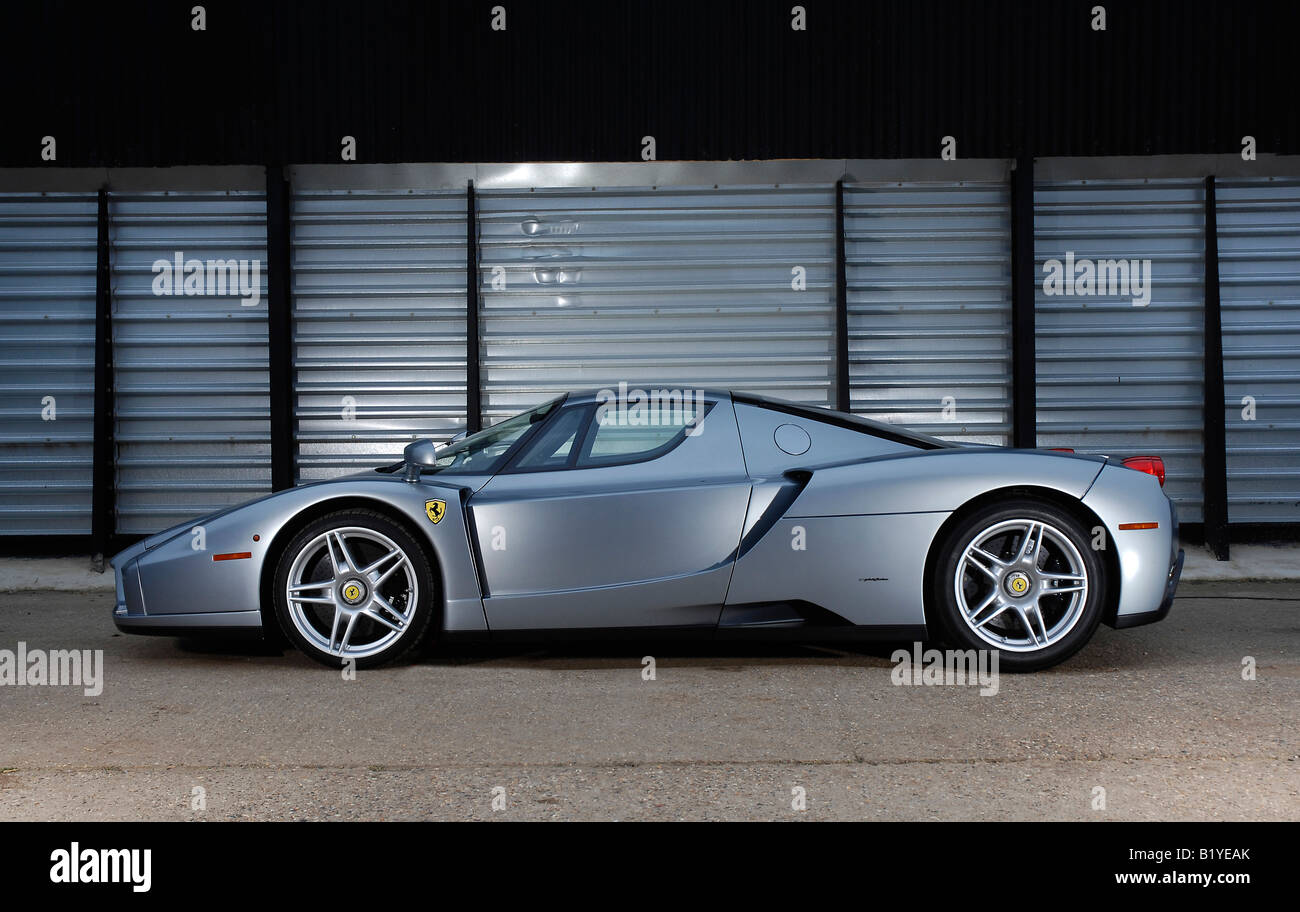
511, 405, 590, 470
427, 397, 561, 475
574, 401, 712, 468
506, 400, 713, 472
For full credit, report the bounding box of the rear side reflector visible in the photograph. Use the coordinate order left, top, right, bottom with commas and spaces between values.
1121, 455, 1166, 487
1049, 447, 1075, 453
1118, 522, 1160, 530
212, 552, 252, 562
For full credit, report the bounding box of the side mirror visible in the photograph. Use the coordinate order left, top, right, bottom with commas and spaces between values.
402, 439, 441, 482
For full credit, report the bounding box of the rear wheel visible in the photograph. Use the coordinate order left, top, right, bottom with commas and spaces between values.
933, 499, 1105, 671
272, 509, 437, 668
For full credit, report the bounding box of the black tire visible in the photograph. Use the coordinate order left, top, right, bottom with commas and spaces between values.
931, 498, 1106, 671
272, 509, 438, 668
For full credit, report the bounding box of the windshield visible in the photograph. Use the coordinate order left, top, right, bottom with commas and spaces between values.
425, 397, 563, 475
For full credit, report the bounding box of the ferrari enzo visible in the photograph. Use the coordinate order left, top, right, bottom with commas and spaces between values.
110, 389, 1182, 670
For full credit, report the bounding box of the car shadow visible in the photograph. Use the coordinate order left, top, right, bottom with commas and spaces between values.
420, 637, 913, 669
172, 635, 289, 659
155, 634, 925, 672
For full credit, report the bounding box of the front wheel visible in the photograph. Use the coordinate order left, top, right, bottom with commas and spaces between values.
932, 500, 1106, 671
272, 509, 438, 668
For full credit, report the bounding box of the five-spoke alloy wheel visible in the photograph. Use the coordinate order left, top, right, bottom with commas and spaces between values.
272, 509, 437, 668
933, 499, 1106, 670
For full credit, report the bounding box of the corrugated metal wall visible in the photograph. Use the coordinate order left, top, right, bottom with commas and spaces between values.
0, 193, 97, 534
845, 180, 1013, 444
109, 191, 271, 534
1034, 179, 1207, 520
476, 185, 836, 424
1218, 177, 1300, 522
5, 161, 1300, 544
291, 189, 468, 481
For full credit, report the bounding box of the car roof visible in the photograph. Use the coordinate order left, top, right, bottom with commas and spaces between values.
555, 388, 955, 450
560, 387, 734, 406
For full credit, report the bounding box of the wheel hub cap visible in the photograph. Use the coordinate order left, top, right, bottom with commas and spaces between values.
340, 579, 368, 605
1004, 571, 1032, 598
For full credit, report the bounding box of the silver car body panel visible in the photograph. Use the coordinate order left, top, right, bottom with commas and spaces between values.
111, 388, 1180, 638
725, 512, 952, 626
1081, 463, 1179, 620
731, 401, 916, 474
725, 437, 1109, 626
470, 401, 750, 629
784, 449, 1106, 518
112, 475, 492, 633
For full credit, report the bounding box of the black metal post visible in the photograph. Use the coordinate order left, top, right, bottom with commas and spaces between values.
466, 180, 482, 434
834, 179, 849, 412
266, 166, 295, 491
90, 187, 115, 568
1202, 175, 1229, 560
1010, 156, 1037, 449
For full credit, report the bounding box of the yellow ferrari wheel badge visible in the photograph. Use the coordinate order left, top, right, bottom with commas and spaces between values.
343, 583, 362, 602
425, 499, 446, 524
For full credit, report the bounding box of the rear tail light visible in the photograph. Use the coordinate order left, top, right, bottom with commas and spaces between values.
1049, 447, 1075, 453
1122, 455, 1165, 487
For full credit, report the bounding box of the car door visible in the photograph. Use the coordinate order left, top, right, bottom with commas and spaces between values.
469, 394, 752, 630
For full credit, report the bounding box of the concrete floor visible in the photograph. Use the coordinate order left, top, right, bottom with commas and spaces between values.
0, 582, 1296, 820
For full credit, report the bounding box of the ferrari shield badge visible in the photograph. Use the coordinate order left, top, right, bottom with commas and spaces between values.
425, 499, 446, 524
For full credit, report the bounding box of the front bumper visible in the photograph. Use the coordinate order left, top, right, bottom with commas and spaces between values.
110, 537, 262, 637
112, 612, 265, 637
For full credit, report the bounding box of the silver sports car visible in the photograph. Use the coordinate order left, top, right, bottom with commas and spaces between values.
111, 389, 1182, 671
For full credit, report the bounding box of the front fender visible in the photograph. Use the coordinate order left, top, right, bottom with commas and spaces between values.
110, 475, 486, 633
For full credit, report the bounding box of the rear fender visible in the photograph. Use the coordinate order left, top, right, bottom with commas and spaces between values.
726, 449, 1106, 627
1081, 464, 1178, 620
787, 449, 1106, 518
